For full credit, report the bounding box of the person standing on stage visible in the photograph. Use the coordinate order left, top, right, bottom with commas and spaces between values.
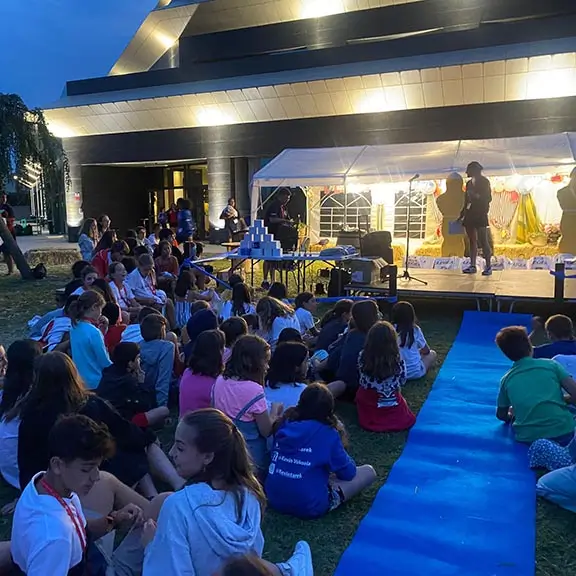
263, 188, 296, 285
0, 193, 16, 276
459, 161, 493, 276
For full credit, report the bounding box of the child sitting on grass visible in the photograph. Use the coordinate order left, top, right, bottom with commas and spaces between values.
266, 383, 377, 519
265, 341, 309, 409
69, 290, 112, 389
102, 302, 127, 354
495, 326, 576, 444
97, 342, 169, 428
140, 314, 175, 408
294, 292, 319, 339
392, 301, 437, 380
533, 314, 576, 359
315, 299, 353, 353
212, 335, 283, 474
220, 316, 248, 363
220, 282, 256, 321
38, 295, 78, 352
179, 329, 225, 416
357, 322, 415, 432
71, 265, 99, 296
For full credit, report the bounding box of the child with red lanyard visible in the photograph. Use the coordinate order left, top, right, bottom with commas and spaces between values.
108, 261, 141, 318
11, 414, 143, 576
356, 321, 416, 432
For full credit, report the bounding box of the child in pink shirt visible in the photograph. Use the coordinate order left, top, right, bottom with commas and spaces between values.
179, 329, 224, 417
220, 317, 248, 364
212, 335, 283, 474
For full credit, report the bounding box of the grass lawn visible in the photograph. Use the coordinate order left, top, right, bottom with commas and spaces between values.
0, 264, 575, 574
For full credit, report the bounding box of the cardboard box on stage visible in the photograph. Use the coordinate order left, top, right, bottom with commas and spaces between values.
348, 257, 388, 284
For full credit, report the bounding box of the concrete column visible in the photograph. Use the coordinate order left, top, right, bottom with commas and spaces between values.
234, 157, 250, 220
62, 141, 84, 240
207, 156, 233, 231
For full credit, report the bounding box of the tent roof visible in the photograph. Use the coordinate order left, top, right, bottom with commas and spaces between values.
252, 133, 576, 187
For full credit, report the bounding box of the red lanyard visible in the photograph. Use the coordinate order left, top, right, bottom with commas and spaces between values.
146, 274, 157, 295
117, 283, 130, 307
40, 478, 87, 552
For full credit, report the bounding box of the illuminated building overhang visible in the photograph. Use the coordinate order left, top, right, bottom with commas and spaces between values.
45, 38, 576, 138
109, 0, 202, 77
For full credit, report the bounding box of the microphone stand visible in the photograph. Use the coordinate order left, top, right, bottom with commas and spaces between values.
401, 175, 427, 285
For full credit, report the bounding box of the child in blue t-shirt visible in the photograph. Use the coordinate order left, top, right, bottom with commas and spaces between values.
265, 383, 376, 519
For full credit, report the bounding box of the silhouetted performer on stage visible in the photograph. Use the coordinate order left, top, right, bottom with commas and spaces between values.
460, 161, 493, 276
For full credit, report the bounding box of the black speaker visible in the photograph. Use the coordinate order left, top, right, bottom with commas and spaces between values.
328, 268, 352, 297
361, 231, 394, 264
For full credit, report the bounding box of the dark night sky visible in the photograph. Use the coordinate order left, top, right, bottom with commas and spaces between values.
0, 0, 158, 108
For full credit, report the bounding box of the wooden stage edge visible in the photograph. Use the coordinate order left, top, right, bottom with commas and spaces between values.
394, 269, 576, 304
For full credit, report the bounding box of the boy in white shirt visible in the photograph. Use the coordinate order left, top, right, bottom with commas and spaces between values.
11, 415, 142, 576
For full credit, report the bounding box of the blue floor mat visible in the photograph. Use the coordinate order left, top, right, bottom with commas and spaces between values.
335, 312, 536, 576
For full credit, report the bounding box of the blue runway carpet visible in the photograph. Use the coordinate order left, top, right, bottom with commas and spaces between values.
335, 312, 536, 576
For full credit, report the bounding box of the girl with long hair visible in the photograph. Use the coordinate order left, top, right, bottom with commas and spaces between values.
18, 352, 183, 498
391, 301, 437, 380
357, 322, 416, 432
109, 261, 141, 316
326, 299, 380, 398
255, 296, 300, 349
143, 409, 312, 576
93, 229, 117, 255
265, 342, 308, 409
0, 340, 43, 490
220, 316, 248, 363
78, 218, 98, 261
294, 292, 318, 338
212, 335, 282, 473
180, 329, 225, 416
266, 383, 376, 519
69, 290, 112, 389
220, 282, 255, 321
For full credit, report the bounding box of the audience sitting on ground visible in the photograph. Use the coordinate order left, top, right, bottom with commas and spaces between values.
142, 409, 312, 576
537, 462, 576, 514
266, 383, 377, 519
38, 295, 77, 352
267, 282, 289, 303
78, 217, 98, 261
276, 327, 303, 345
183, 308, 219, 361
212, 335, 282, 475
221, 273, 247, 302
11, 414, 146, 575
265, 341, 309, 410
71, 265, 99, 296
324, 300, 380, 398
108, 261, 141, 317
256, 297, 301, 350
357, 322, 416, 432
155, 240, 180, 278
97, 342, 169, 428
121, 305, 158, 344
315, 299, 353, 353
242, 313, 260, 334
179, 329, 225, 417
495, 326, 576, 444
61, 260, 90, 301
102, 302, 127, 354
220, 316, 248, 363
157, 228, 184, 264
174, 269, 216, 328
92, 238, 128, 278
294, 292, 318, 339
529, 316, 548, 347
146, 223, 161, 252
392, 301, 437, 380
220, 282, 256, 321
532, 314, 576, 359
122, 255, 138, 274
139, 314, 175, 408
69, 291, 112, 390
0, 340, 43, 492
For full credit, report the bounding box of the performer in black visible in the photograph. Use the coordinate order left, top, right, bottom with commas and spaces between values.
263, 188, 298, 284
459, 162, 493, 276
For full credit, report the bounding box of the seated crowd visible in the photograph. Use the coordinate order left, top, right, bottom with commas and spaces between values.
25, 215, 576, 574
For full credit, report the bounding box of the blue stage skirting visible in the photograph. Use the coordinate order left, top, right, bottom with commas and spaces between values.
335, 311, 536, 576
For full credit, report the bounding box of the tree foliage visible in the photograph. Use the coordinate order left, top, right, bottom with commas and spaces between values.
0, 93, 69, 192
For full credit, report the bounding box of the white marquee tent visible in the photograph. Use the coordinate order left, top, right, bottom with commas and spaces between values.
250, 133, 576, 220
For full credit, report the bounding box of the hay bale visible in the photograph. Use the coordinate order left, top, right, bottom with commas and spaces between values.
25, 249, 81, 267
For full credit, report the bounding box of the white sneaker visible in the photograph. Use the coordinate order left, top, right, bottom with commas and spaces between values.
277, 541, 314, 576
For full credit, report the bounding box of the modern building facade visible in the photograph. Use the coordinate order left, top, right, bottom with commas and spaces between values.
44, 0, 576, 239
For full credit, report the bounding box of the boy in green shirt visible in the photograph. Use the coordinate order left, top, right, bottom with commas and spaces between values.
495, 326, 576, 445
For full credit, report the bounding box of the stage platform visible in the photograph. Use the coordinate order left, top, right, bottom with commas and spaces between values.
392, 269, 576, 310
